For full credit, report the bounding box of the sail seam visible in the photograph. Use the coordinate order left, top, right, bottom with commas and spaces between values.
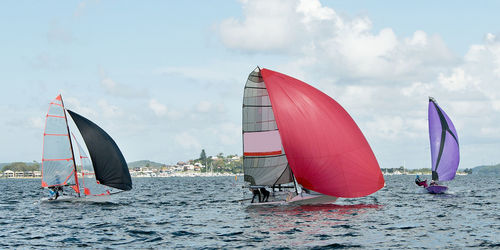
245, 87, 266, 89
43, 158, 73, 161
243, 105, 272, 107
47, 115, 65, 118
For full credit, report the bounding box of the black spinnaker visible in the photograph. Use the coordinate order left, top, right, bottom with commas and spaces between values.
67, 110, 132, 191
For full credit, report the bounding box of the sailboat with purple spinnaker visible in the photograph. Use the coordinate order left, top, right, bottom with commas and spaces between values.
427, 97, 459, 194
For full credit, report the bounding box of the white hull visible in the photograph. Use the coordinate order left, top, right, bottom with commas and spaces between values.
287, 193, 338, 205
249, 193, 338, 206
41, 194, 110, 203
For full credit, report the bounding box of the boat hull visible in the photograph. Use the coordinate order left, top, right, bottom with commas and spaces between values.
249, 193, 338, 206
426, 185, 448, 194
287, 193, 338, 205
41, 194, 110, 203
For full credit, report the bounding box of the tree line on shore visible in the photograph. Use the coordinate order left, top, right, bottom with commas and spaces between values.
2, 156, 481, 176
381, 166, 473, 174
193, 149, 242, 174
1, 162, 40, 172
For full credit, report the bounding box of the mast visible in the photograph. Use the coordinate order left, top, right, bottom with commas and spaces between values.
291, 170, 298, 195
61, 96, 80, 197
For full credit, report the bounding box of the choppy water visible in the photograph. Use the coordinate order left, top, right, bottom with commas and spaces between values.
0, 175, 499, 248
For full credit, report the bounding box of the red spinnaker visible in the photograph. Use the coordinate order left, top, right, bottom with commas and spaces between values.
261, 69, 384, 198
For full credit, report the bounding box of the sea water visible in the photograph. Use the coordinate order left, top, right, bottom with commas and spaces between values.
0, 175, 498, 248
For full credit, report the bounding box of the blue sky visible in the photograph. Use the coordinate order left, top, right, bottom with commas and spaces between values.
2, 0, 500, 169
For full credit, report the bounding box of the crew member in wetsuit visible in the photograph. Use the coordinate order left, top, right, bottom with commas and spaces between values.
415, 175, 428, 188
259, 188, 270, 202
250, 188, 261, 203
49, 186, 63, 200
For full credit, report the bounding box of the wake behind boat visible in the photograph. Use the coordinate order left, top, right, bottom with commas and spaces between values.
41, 95, 132, 202
242, 67, 384, 205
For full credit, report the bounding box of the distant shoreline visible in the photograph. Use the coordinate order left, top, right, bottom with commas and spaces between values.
0, 172, 470, 180
0, 173, 243, 180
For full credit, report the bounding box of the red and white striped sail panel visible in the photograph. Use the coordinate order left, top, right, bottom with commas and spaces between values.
242, 68, 293, 186
261, 68, 385, 198
72, 133, 110, 196
41, 95, 76, 187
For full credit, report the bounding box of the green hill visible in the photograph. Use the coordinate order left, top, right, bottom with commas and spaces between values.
472, 164, 500, 175
127, 160, 165, 169
1, 162, 40, 172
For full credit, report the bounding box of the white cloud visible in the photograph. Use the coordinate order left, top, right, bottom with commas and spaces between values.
175, 132, 202, 150
216, 122, 240, 145
218, 0, 300, 52
401, 82, 433, 97
100, 69, 148, 99
218, 0, 456, 80
214, 0, 500, 169
438, 68, 477, 91
29, 117, 45, 129
296, 0, 335, 23
194, 100, 225, 114
98, 100, 123, 117
149, 99, 168, 117
64, 96, 96, 118
156, 66, 232, 83
148, 99, 182, 120
196, 101, 213, 113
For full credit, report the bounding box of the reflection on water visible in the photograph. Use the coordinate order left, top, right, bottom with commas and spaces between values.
245, 204, 382, 247
0, 175, 499, 248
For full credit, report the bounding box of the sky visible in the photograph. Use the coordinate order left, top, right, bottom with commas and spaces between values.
1, 0, 500, 169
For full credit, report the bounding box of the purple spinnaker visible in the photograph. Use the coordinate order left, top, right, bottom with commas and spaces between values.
428, 97, 459, 181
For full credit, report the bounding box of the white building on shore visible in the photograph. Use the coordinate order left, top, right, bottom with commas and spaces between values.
4, 170, 14, 178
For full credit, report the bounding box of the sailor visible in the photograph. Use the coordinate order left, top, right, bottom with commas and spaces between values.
250, 188, 261, 203
415, 175, 428, 188
48, 186, 63, 200
430, 180, 437, 186
259, 188, 270, 202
